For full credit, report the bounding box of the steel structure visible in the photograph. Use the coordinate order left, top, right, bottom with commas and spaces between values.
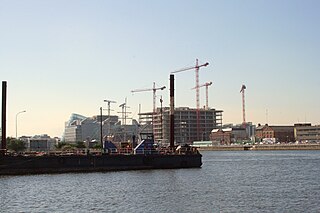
172, 59, 209, 140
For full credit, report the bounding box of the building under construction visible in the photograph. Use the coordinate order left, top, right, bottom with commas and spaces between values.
139, 107, 223, 145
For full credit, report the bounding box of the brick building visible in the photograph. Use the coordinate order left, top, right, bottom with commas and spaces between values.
255, 124, 294, 143
210, 127, 247, 145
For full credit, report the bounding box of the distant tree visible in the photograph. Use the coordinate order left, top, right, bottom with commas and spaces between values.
93, 144, 102, 149
75, 141, 86, 149
55, 142, 67, 150
7, 137, 26, 153
62, 145, 76, 151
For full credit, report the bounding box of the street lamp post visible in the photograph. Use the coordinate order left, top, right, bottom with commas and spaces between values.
16, 110, 26, 139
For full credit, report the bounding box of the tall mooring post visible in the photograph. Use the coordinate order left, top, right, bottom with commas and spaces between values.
100, 107, 103, 149
1, 81, 7, 156
169, 75, 175, 148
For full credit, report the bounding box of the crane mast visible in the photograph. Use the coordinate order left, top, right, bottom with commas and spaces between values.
172, 59, 209, 140
205, 82, 212, 110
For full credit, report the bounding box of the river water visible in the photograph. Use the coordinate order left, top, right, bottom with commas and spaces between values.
0, 151, 319, 213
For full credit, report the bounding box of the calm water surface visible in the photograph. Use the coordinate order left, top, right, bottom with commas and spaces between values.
0, 151, 319, 213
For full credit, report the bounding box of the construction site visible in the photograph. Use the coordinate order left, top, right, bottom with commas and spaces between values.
63, 59, 225, 146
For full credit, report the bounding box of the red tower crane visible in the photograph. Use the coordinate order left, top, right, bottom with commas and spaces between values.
192, 81, 213, 110
172, 59, 209, 140
240, 84, 246, 126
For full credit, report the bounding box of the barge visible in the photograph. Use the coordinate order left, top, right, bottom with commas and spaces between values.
1, 76, 202, 175
0, 149, 202, 175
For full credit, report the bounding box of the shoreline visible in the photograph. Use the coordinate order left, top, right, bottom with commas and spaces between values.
198, 144, 320, 151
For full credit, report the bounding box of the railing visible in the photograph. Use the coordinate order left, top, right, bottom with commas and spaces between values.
3, 146, 200, 157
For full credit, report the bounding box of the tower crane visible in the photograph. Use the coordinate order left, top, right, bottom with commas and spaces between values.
131, 82, 166, 137
103, 99, 116, 137
118, 98, 131, 125
192, 81, 213, 110
240, 84, 246, 126
171, 59, 209, 140
117, 98, 132, 142
131, 82, 166, 116
103, 99, 116, 117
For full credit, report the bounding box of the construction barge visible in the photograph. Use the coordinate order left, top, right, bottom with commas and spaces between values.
1, 76, 202, 175
0, 148, 202, 175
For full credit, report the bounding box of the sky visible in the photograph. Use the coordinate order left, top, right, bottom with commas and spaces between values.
1, 0, 320, 138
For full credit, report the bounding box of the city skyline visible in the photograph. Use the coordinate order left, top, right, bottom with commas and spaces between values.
1, 0, 320, 137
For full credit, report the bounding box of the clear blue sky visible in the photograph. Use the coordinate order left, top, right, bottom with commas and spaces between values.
1, 0, 319, 137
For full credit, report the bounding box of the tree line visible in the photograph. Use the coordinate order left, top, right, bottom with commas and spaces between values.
2, 138, 100, 153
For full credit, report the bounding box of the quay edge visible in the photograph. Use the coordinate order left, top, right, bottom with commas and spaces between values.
197, 144, 320, 151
